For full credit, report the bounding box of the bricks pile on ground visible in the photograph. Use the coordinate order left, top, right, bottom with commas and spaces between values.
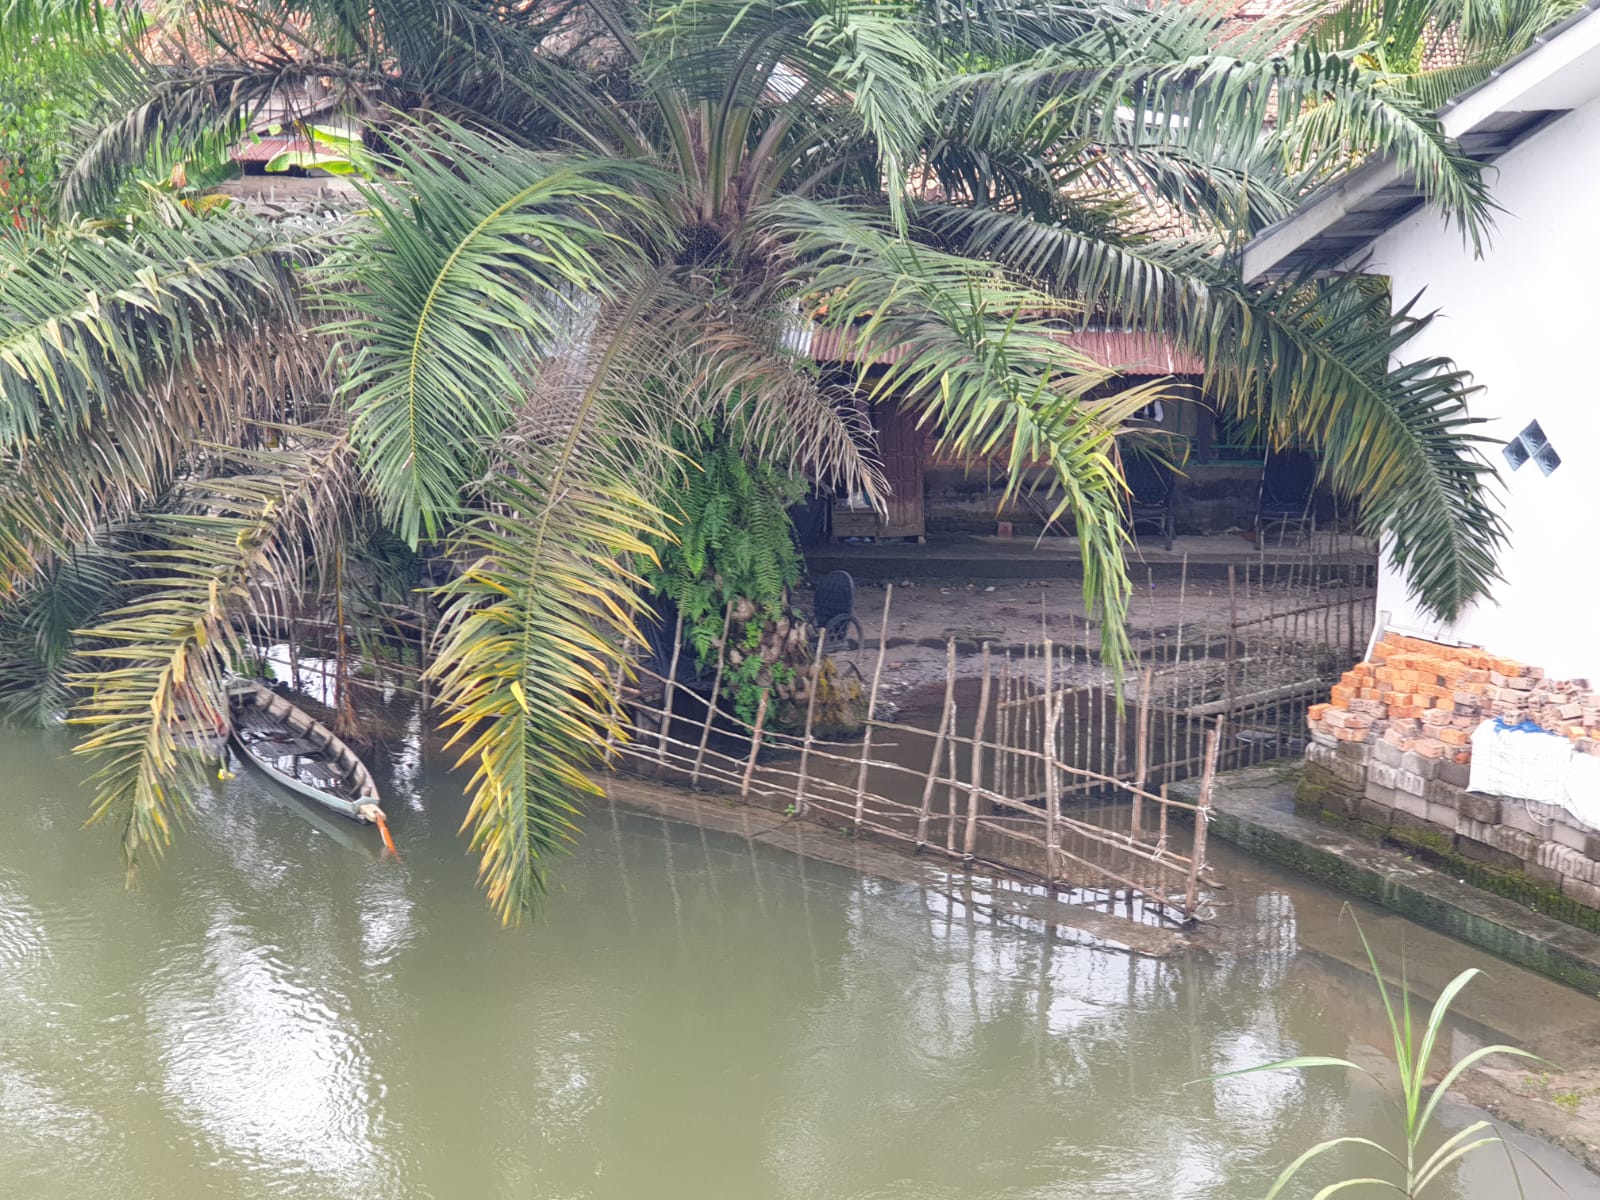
1297, 633, 1600, 916
1305, 633, 1600, 765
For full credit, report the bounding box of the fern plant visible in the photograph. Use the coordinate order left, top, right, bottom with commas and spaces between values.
646, 427, 807, 721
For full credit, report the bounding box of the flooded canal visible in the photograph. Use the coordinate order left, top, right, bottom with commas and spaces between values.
2, 724, 1598, 1199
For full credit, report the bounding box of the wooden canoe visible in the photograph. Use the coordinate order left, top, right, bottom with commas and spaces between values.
226, 678, 385, 825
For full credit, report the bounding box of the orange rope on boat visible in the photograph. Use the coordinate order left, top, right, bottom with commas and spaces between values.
375, 810, 399, 858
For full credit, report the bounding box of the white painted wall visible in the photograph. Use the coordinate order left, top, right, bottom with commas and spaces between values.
1365, 92, 1600, 684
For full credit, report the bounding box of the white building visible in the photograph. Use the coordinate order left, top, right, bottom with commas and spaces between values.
1243, 4, 1600, 685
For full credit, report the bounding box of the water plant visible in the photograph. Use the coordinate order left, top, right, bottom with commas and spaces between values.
1219, 914, 1545, 1198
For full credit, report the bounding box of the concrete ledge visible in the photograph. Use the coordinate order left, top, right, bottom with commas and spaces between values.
1172, 767, 1600, 994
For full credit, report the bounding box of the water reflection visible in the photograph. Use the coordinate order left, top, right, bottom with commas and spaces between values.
0, 727, 1596, 1200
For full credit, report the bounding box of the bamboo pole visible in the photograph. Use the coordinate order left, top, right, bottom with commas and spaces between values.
996, 652, 1011, 802
852, 585, 894, 831
915, 639, 958, 850
1131, 665, 1153, 843
944, 707, 961, 853
1185, 720, 1221, 919
656, 611, 686, 771
1043, 637, 1060, 882
794, 627, 829, 818
963, 644, 994, 860
739, 688, 770, 802
1021, 644, 1035, 802
1228, 566, 1241, 732
690, 601, 736, 788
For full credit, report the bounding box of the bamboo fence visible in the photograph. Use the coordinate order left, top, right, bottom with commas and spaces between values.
615, 616, 1223, 927
611, 532, 1373, 928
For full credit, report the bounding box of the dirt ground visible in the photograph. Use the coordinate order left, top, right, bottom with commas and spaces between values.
795, 571, 1367, 717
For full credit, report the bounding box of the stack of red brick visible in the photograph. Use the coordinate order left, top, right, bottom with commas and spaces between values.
1307, 634, 1600, 763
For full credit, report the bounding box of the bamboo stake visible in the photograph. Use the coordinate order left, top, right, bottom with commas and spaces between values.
1228, 566, 1241, 732
739, 688, 770, 802
794, 626, 829, 818
963, 644, 994, 860
1185, 720, 1221, 919
915, 639, 958, 850
656, 611, 686, 771
852, 585, 894, 831
992, 659, 1004, 809
1043, 637, 1060, 882
1131, 665, 1153, 843
1020, 644, 1034, 802
944, 706, 960, 853
690, 601, 736, 788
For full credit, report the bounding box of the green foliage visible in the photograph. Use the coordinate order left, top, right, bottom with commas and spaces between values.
0, 38, 107, 222
646, 430, 806, 721
1213, 912, 1544, 1198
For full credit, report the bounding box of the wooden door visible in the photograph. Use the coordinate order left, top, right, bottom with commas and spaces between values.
876, 400, 926, 538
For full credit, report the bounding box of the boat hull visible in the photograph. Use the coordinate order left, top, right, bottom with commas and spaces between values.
226, 679, 382, 825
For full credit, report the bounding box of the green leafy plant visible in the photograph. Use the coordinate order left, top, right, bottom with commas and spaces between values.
646, 428, 807, 722
1216, 914, 1545, 1198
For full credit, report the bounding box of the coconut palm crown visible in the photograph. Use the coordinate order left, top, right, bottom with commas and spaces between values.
0, 0, 1508, 920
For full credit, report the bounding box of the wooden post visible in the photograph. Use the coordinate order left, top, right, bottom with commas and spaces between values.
1043, 638, 1060, 883
1184, 719, 1221, 920
739, 688, 770, 802
853, 586, 894, 831
944, 708, 960, 853
690, 601, 735, 788
915, 639, 957, 850
997, 652, 1012, 803
656, 610, 686, 771
963, 644, 994, 860
1131, 665, 1153, 843
794, 626, 829, 818
1021, 645, 1034, 800
1225, 564, 1239, 775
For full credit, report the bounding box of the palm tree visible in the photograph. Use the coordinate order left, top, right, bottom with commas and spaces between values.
0, 0, 1511, 920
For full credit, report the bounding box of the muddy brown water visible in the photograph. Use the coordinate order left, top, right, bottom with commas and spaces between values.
3, 720, 1599, 1199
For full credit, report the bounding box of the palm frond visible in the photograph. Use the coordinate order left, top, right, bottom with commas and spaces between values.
59, 57, 370, 218
70, 433, 359, 866
769, 197, 1171, 669
915, 204, 1505, 619
428, 318, 675, 923
0, 206, 316, 447
0, 325, 329, 595
324, 119, 675, 545
0, 530, 135, 725
932, 9, 1493, 246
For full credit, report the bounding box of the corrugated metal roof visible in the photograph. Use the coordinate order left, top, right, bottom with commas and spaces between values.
231, 134, 311, 165
805, 327, 1202, 375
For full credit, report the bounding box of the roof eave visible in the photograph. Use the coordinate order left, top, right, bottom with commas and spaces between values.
1240, 3, 1600, 283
